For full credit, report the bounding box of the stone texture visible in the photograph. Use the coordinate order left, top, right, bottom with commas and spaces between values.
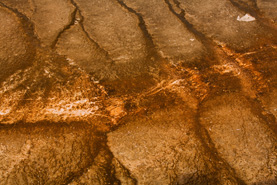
1, 0, 76, 47
112, 158, 137, 185
55, 23, 116, 80
69, 146, 117, 185
108, 99, 242, 185
74, 0, 147, 64
257, 0, 277, 22
69, 145, 136, 185
177, 0, 276, 51
122, 0, 205, 63
0, 5, 35, 82
0, 122, 102, 185
262, 89, 277, 118
0, 0, 276, 184
200, 93, 276, 184
30, 0, 75, 47
0, 0, 34, 18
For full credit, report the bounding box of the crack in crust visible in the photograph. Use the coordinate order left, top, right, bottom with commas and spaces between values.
67, 0, 113, 61
0, 0, 276, 184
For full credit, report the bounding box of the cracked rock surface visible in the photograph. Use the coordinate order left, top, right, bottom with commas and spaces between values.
0, 0, 276, 184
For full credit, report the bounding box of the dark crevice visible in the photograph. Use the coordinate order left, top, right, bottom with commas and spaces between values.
100, 141, 122, 185
66, 135, 125, 184
247, 0, 258, 11
0, 1, 40, 46
247, 97, 277, 134
51, 7, 78, 48
195, 106, 247, 185
229, 0, 277, 31
0, 1, 39, 84
164, 0, 272, 99
231, 0, 259, 16
116, 0, 160, 60
164, 1, 263, 183
69, 0, 114, 62
164, 0, 216, 57
251, 0, 260, 13
113, 158, 138, 184
65, 128, 106, 184
104, 140, 137, 184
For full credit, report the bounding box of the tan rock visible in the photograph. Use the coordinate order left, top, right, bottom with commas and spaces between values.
122, 0, 205, 63
74, 0, 147, 64
55, 23, 115, 80
31, 0, 75, 47
177, 0, 275, 51
108, 103, 241, 184
200, 93, 276, 184
0, 0, 276, 184
0, 122, 102, 185
0, 6, 35, 82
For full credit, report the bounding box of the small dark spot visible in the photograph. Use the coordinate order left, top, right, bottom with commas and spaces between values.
124, 100, 137, 112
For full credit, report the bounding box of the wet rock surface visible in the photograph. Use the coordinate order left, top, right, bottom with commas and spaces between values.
0, 0, 276, 184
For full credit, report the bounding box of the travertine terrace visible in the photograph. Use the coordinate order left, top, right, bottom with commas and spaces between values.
0, 0, 276, 184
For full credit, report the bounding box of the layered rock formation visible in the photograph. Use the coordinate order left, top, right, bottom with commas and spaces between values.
0, 0, 276, 184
